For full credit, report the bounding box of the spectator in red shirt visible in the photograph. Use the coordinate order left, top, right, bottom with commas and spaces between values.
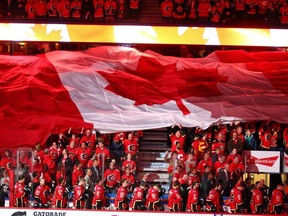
123, 133, 138, 158
104, 162, 121, 194
121, 167, 135, 192
79, 129, 96, 150
170, 125, 186, 152
76, 142, 92, 168
49, 142, 61, 162
226, 148, 242, 164
95, 140, 110, 168
122, 153, 136, 173
72, 161, 85, 186
197, 152, 212, 174
0, 149, 16, 172
67, 140, 78, 163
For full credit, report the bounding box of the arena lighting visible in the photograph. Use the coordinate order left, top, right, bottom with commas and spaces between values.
1, 23, 288, 46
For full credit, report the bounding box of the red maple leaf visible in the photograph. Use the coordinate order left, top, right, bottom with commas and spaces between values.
97, 56, 228, 115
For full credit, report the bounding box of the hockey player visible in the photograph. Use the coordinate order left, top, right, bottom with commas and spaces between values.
186, 182, 200, 212
130, 182, 148, 210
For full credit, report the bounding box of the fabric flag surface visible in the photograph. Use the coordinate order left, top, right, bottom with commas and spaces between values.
1, 46, 288, 148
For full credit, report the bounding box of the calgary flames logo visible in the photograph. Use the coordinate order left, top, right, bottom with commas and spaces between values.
128, 144, 135, 152
108, 174, 116, 182
81, 153, 88, 160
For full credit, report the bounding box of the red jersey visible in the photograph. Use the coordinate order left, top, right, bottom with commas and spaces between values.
79, 134, 95, 150
14, 181, 26, 199
229, 187, 243, 211
34, 185, 49, 204
113, 132, 126, 142
47, 1, 58, 17
187, 174, 200, 186
197, 139, 208, 153
67, 145, 78, 162
53, 185, 66, 201
146, 187, 159, 204
49, 147, 61, 161
114, 186, 128, 207
206, 188, 221, 211
186, 188, 199, 211
95, 147, 110, 166
92, 184, 106, 205
0, 156, 16, 171
259, 129, 271, 149
226, 153, 242, 164
58, 0, 71, 18
104, 168, 121, 188
35, 1, 47, 16
229, 162, 244, 175
198, 1, 211, 17
43, 155, 56, 174
250, 188, 263, 213
167, 188, 182, 210
211, 141, 226, 155
73, 184, 85, 208
130, 186, 145, 208
197, 158, 212, 174
52, 185, 67, 207
280, 6, 288, 24
270, 189, 284, 206
161, 0, 173, 17
170, 134, 186, 151
43, 171, 52, 184
72, 168, 85, 186
123, 138, 138, 155
121, 174, 135, 188
129, 0, 139, 9
71, 0, 82, 18
76, 147, 92, 168
214, 161, 226, 175
122, 159, 136, 172
25, 2, 36, 18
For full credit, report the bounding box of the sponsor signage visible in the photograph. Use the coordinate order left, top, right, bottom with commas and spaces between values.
242, 150, 280, 173
4, 208, 260, 216
283, 152, 288, 173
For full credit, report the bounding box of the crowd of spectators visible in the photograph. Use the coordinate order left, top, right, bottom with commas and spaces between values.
0, 0, 141, 22
160, 0, 288, 25
163, 121, 288, 213
0, 0, 288, 25
0, 121, 288, 213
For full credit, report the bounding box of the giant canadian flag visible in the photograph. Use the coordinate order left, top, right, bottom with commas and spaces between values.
1, 46, 288, 148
